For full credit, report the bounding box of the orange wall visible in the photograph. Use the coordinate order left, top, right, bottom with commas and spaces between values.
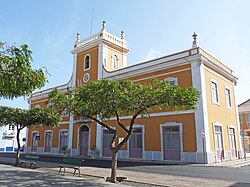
76, 46, 98, 86
28, 124, 69, 147
97, 113, 196, 152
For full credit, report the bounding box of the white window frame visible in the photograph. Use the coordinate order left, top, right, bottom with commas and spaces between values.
225, 86, 232, 108
212, 122, 224, 161
239, 113, 243, 129
34, 105, 41, 108
245, 113, 250, 129
100, 126, 116, 157
8, 124, 14, 131
160, 122, 183, 161
44, 130, 53, 154
227, 125, 237, 154
112, 54, 119, 70
31, 131, 39, 153
77, 125, 91, 156
84, 54, 91, 71
127, 124, 145, 159
58, 129, 68, 154
210, 79, 219, 105
164, 77, 178, 86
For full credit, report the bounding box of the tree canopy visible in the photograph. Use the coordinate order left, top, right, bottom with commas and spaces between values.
0, 42, 47, 99
48, 78, 200, 183
0, 106, 61, 165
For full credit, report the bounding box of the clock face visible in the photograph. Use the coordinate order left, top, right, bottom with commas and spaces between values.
83, 73, 90, 83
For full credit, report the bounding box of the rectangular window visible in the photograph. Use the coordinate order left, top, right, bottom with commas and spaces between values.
59, 131, 68, 153
239, 114, 243, 129
228, 127, 237, 158
214, 125, 224, 159
211, 81, 219, 104
245, 114, 250, 129
44, 131, 52, 153
31, 132, 38, 152
225, 88, 231, 107
8, 125, 14, 131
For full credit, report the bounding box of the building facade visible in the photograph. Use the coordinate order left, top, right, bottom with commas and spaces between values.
0, 124, 26, 152
27, 22, 241, 163
238, 99, 250, 152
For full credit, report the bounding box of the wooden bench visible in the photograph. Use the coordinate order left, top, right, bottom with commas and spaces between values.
20, 155, 39, 169
58, 158, 84, 176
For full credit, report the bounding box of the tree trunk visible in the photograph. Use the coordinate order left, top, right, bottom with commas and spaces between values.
110, 151, 118, 183
15, 129, 21, 166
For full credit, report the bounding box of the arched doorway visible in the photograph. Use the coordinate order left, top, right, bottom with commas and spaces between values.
79, 125, 89, 156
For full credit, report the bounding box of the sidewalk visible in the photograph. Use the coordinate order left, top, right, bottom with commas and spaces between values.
205, 157, 250, 168
0, 156, 238, 187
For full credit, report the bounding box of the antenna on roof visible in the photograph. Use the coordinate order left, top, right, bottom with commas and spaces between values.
90, 9, 95, 36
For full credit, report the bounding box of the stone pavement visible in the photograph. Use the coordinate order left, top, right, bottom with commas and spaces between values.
0, 163, 124, 187
205, 157, 250, 168
0, 156, 241, 187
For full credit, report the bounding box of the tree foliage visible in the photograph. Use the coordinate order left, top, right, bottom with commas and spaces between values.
0, 106, 61, 165
48, 79, 200, 183
0, 42, 47, 99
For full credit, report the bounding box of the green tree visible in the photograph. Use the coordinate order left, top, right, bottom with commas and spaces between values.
0, 42, 47, 99
0, 106, 61, 165
48, 79, 199, 183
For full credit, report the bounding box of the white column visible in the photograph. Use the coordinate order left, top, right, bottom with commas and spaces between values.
191, 60, 211, 161
67, 115, 74, 155
95, 43, 105, 151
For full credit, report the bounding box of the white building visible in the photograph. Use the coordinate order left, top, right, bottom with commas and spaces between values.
0, 124, 26, 152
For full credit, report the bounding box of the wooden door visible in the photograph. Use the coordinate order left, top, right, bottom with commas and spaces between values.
129, 127, 143, 159
79, 126, 89, 156
163, 126, 181, 161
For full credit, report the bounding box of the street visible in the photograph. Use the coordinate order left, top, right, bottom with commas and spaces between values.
119, 164, 250, 183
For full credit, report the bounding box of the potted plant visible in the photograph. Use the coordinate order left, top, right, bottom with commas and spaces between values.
61, 145, 68, 156
90, 145, 99, 158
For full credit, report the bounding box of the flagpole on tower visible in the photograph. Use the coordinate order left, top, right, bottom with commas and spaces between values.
90, 9, 95, 36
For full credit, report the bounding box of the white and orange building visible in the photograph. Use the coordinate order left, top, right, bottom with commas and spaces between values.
238, 99, 250, 152
27, 21, 241, 163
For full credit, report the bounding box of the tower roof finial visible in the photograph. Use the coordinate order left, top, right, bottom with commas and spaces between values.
121, 31, 124, 39
102, 21, 106, 31
192, 32, 198, 48
76, 33, 80, 42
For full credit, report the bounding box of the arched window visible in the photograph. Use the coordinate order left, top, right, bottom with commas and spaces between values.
112, 54, 119, 69
84, 54, 90, 70
165, 77, 178, 86
34, 105, 41, 108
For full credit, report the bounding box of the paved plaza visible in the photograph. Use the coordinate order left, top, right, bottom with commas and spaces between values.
0, 163, 125, 187
1, 155, 249, 187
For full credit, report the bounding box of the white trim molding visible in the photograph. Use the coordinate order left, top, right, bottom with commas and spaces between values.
127, 124, 145, 160
212, 122, 225, 162
84, 54, 91, 71
225, 86, 232, 109
77, 124, 91, 156
160, 122, 183, 161
43, 130, 53, 154
210, 78, 220, 106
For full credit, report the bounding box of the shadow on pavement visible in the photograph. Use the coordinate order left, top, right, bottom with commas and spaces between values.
0, 165, 108, 187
